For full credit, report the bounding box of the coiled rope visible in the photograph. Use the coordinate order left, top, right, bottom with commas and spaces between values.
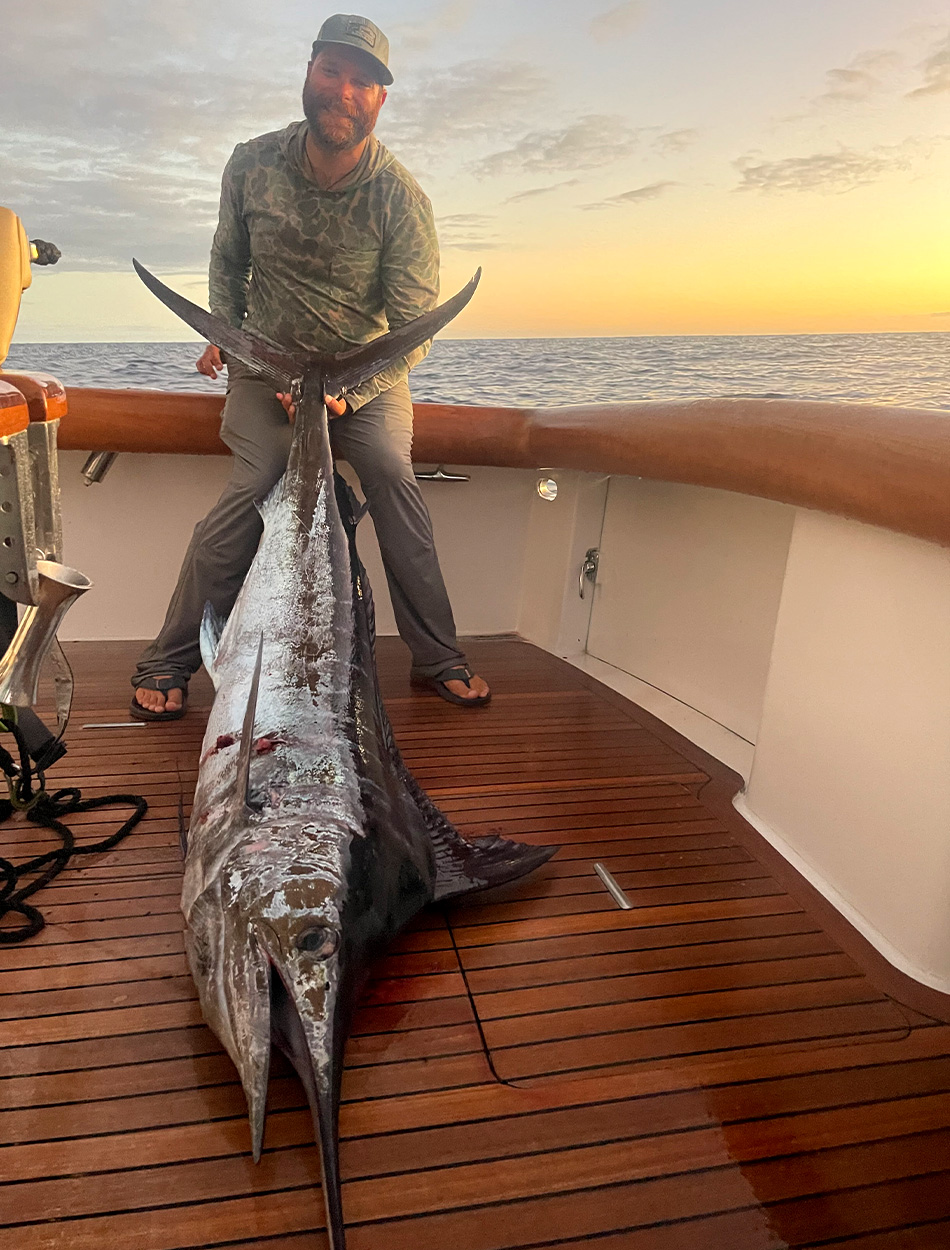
0, 718, 148, 943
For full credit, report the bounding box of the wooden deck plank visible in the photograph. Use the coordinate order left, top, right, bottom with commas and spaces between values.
472, 951, 863, 1017
465, 930, 841, 993
7, 1108, 950, 1233
2, 637, 949, 1249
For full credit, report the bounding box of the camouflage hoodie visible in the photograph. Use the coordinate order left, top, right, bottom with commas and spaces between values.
209, 121, 439, 412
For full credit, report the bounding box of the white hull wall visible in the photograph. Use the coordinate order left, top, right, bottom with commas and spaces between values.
585, 478, 795, 745
59, 451, 233, 642
56, 451, 535, 643
52, 448, 950, 990
515, 470, 609, 657
739, 510, 950, 992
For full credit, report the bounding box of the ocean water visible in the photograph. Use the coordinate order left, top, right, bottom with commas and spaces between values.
6, 333, 950, 410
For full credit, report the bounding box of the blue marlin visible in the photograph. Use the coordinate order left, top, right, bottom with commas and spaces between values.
133, 260, 556, 1250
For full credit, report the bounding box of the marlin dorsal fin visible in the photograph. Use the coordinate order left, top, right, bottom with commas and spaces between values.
235, 634, 265, 812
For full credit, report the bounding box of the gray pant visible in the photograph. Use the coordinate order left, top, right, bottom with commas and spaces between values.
134, 370, 465, 685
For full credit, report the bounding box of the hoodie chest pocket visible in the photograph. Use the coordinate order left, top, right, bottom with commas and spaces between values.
330, 246, 382, 306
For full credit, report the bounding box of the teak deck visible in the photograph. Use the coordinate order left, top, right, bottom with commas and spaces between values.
2, 638, 949, 1250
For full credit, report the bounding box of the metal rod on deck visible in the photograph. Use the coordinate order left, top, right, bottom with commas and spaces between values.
593, 862, 633, 910
81, 721, 146, 729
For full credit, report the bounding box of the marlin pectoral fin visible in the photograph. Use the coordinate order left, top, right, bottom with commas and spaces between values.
421, 795, 558, 902
439, 836, 558, 901
388, 728, 557, 900
199, 602, 227, 689
323, 269, 481, 396
132, 259, 305, 392
335, 468, 555, 901
177, 793, 188, 858
236, 635, 264, 812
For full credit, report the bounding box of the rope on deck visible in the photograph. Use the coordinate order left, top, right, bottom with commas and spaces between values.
0, 719, 148, 943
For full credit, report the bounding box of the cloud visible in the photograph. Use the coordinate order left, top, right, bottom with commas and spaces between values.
505, 180, 580, 203
1, 12, 548, 271
652, 128, 699, 155
1, 1, 553, 271
803, 30, 950, 106
377, 59, 549, 168
814, 49, 902, 104
0, 1, 305, 271
733, 142, 928, 194
471, 115, 642, 178
390, 0, 475, 56
908, 31, 950, 96
590, 2, 644, 43
0, 159, 222, 270
580, 180, 676, 210
437, 212, 500, 251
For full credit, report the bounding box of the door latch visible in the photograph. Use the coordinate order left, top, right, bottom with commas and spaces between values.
578, 547, 599, 599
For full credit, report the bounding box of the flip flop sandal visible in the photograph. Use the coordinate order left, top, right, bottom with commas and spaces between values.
130, 674, 189, 722
410, 665, 491, 708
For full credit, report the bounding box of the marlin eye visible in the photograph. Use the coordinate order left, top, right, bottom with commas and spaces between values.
297, 927, 339, 957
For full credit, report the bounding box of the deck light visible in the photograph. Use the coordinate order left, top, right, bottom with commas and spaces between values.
537, 474, 558, 502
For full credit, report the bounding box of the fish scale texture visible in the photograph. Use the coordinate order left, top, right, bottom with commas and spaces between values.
184, 470, 361, 919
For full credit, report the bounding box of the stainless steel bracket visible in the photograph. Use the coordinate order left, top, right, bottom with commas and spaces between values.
81, 450, 119, 485
413, 465, 471, 482
0, 428, 39, 605
27, 418, 63, 561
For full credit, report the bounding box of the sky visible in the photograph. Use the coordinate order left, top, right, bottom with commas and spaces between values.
3, 0, 950, 340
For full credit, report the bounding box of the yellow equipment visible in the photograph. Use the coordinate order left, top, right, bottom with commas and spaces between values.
0, 207, 34, 368
0, 204, 71, 609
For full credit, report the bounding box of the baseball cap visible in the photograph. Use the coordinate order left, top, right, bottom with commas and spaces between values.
311, 14, 393, 85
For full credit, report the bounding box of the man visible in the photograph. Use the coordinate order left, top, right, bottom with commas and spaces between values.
131, 13, 489, 721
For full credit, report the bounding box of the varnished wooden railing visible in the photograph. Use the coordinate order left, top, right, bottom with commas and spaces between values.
57, 387, 950, 548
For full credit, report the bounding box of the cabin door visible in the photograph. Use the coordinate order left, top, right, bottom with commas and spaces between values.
584, 477, 795, 745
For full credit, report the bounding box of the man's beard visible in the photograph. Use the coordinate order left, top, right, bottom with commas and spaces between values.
303, 81, 378, 154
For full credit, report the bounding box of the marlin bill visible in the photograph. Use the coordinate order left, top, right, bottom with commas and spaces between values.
133, 260, 556, 1250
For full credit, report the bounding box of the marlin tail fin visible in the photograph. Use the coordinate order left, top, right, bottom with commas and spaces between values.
323, 269, 481, 396
133, 258, 480, 402
132, 259, 305, 393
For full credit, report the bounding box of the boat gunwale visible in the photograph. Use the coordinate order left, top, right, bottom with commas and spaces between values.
52, 386, 950, 549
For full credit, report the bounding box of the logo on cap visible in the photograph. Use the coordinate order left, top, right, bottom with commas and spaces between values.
345, 19, 376, 46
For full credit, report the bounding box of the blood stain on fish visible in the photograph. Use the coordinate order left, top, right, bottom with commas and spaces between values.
254, 736, 284, 755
